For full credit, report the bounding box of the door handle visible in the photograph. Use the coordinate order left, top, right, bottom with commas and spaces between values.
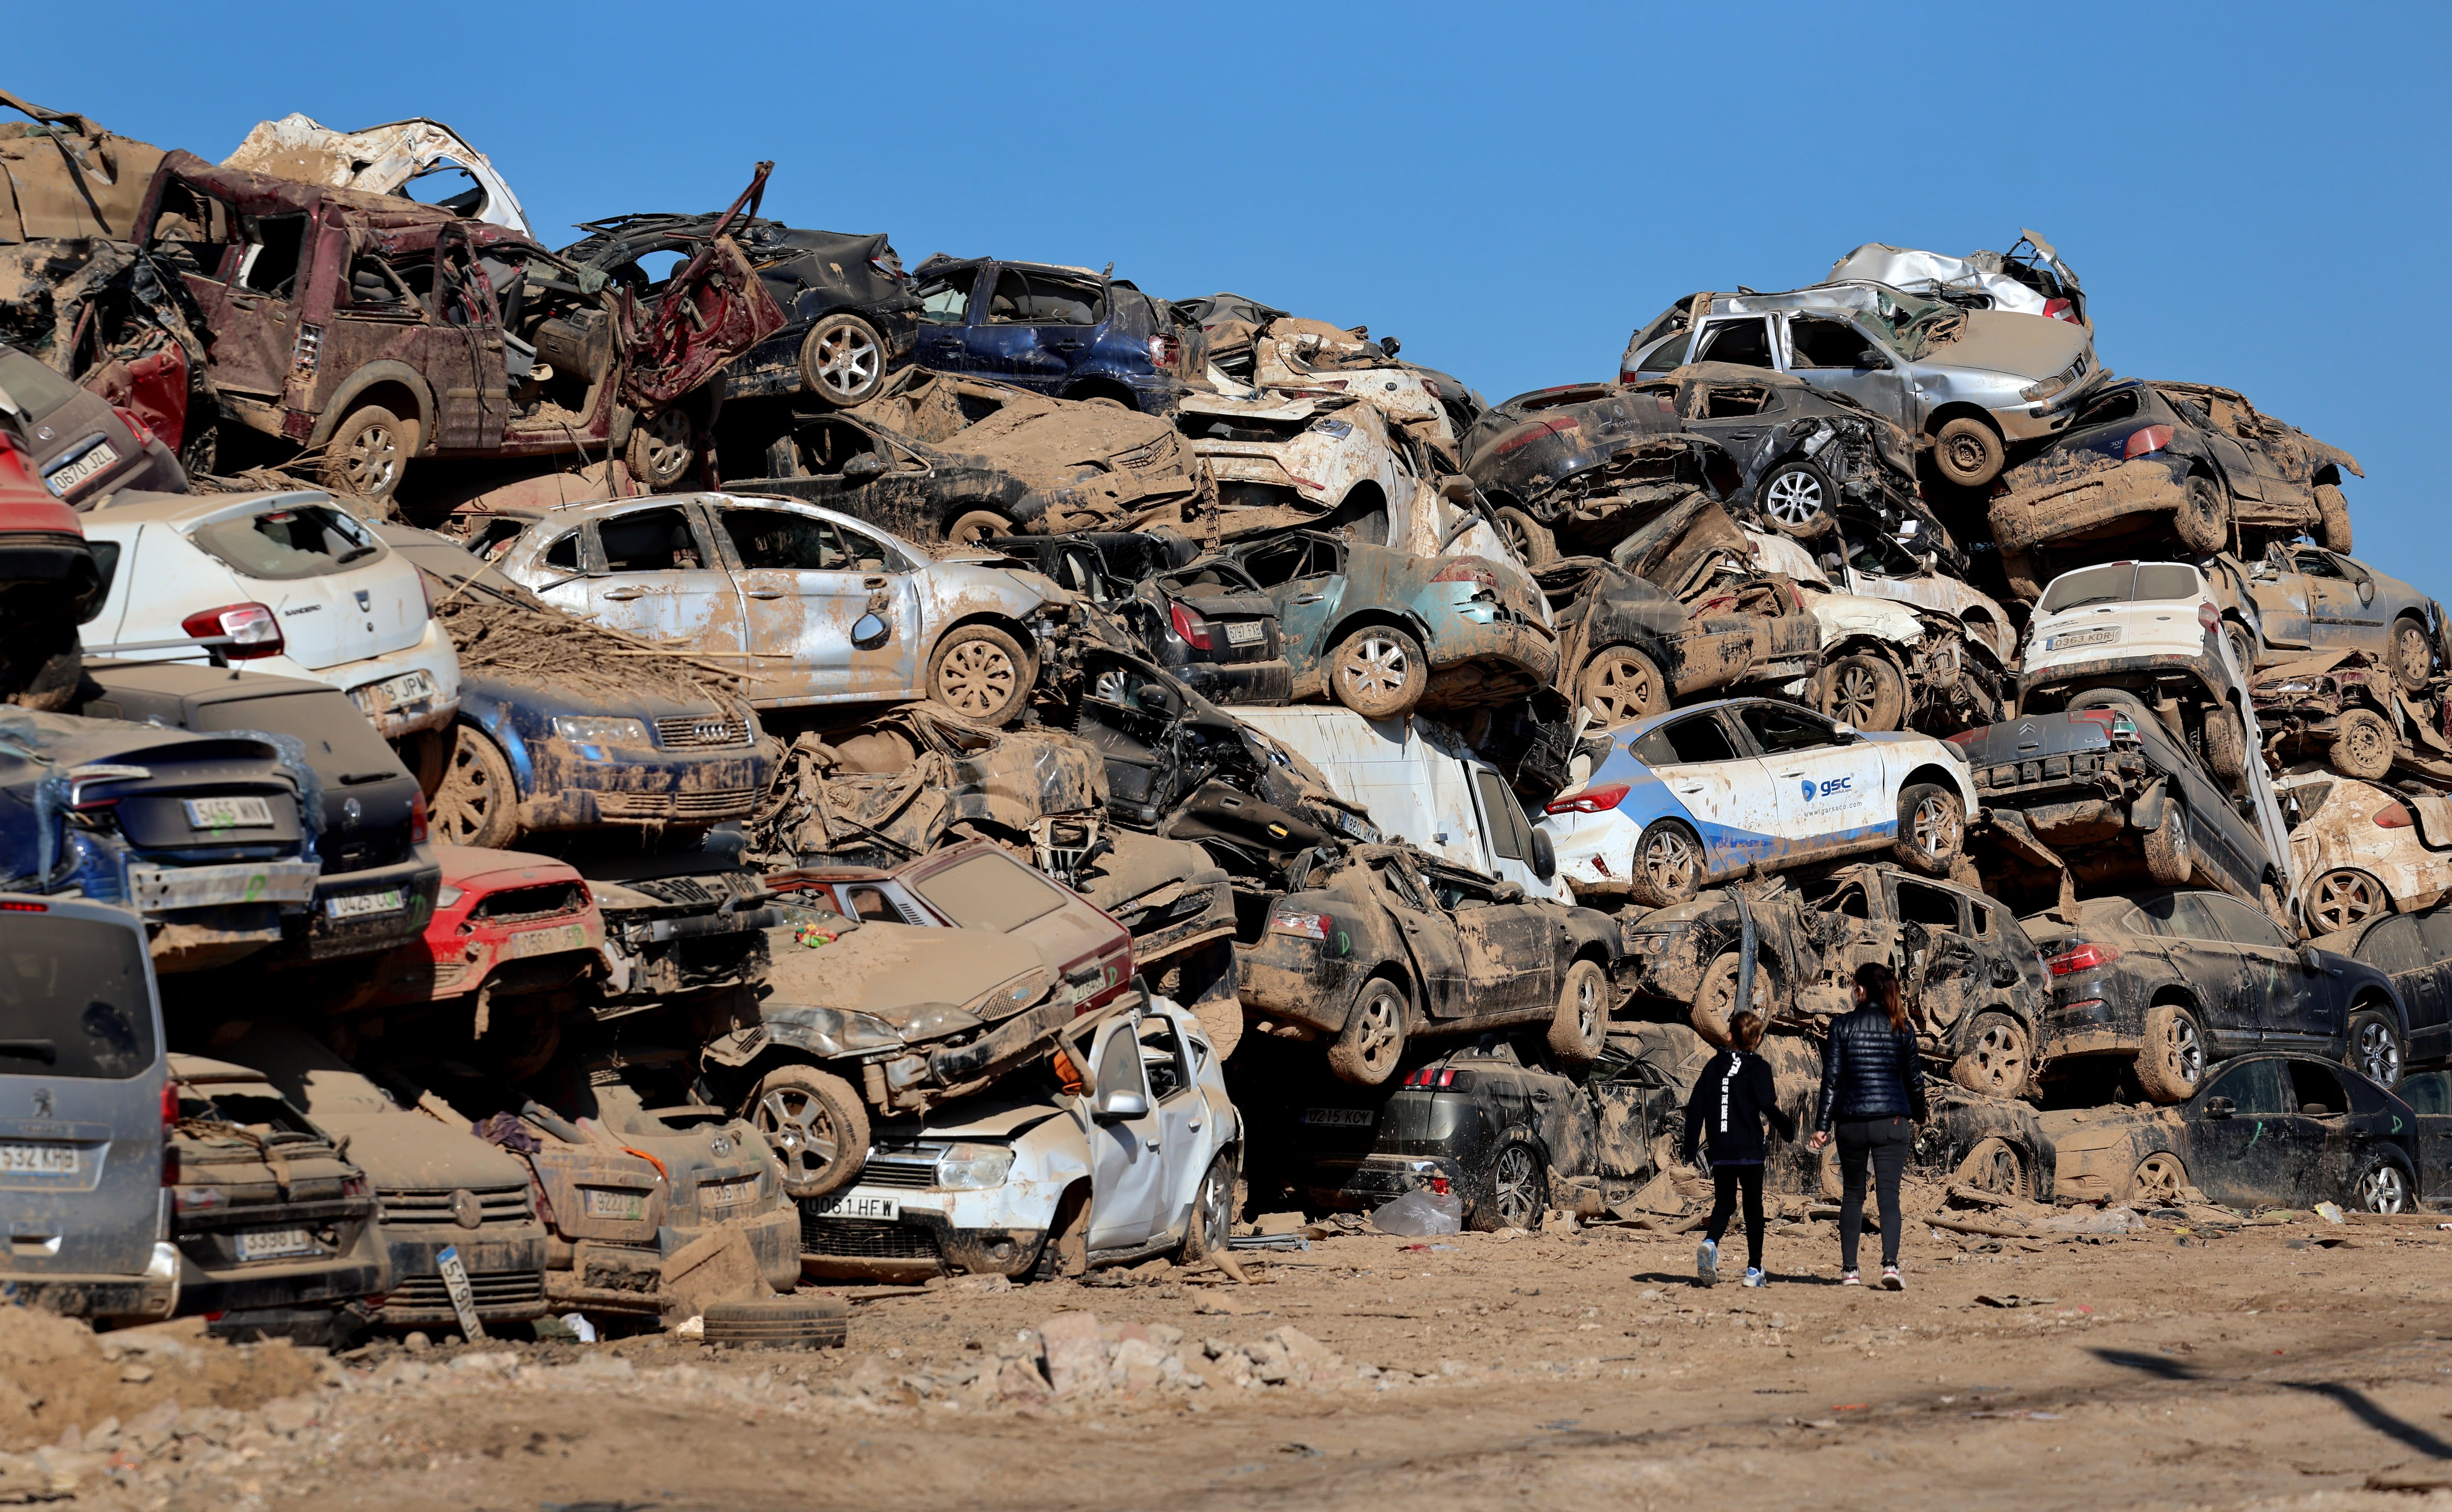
1675, 783, 1706, 794
1776, 770, 1804, 779
1727, 430, 1760, 441
745, 589, 785, 599
1146, 1138, 1161, 1151
602, 588, 644, 601
2166, 942, 2190, 953
1290, 593, 1326, 605
1187, 1120, 1202, 1132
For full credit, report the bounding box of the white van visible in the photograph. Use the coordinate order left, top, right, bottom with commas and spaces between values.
1231, 706, 1570, 903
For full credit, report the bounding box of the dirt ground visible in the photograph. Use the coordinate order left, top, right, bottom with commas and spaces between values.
11, 1193, 2452, 1512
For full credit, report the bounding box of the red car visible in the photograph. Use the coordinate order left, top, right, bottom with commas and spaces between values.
0, 424, 109, 707
333, 844, 605, 1016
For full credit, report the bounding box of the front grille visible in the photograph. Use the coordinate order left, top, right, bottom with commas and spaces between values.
856, 1154, 943, 1191
470, 881, 586, 923
376, 1185, 532, 1227
383, 1268, 545, 1310
799, 1213, 940, 1260
653, 716, 753, 749
1108, 435, 1177, 476
599, 789, 756, 821
429, 961, 471, 991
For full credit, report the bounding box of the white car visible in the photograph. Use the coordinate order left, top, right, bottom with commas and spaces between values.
1537, 696, 1977, 905
1747, 528, 1952, 733
2277, 767, 2452, 932
797, 995, 1240, 1282
2017, 560, 2254, 791
78, 489, 460, 741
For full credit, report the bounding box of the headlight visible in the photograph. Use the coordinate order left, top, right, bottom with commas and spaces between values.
936, 1142, 1014, 1190
2019, 375, 2069, 402
552, 716, 651, 746
837, 1011, 905, 1051
434, 884, 464, 908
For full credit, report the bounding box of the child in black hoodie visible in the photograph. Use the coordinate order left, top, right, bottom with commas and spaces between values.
1681, 1008, 1797, 1287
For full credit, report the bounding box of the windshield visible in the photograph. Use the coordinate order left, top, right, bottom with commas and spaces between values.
0, 346, 84, 421
908, 851, 1068, 933
0, 915, 157, 1079
1857, 289, 1957, 360
2038, 562, 2201, 614
192, 504, 382, 581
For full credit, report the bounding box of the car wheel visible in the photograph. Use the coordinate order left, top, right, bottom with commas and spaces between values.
2, 622, 82, 712
2142, 799, 2193, 886
1177, 1150, 1240, 1264
2135, 1003, 2205, 1103
2310, 869, 2384, 932
2351, 1151, 2413, 1215
1326, 976, 1408, 1087
797, 312, 890, 408
927, 623, 1034, 726
2315, 483, 2353, 555
1758, 461, 1836, 535
945, 508, 1014, 547
1578, 645, 1667, 729
1547, 959, 1609, 1067
1951, 1136, 2028, 1200
430, 724, 519, 849
2346, 1008, 2404, 1088
2131, 1151, 2189, 1206
625, 406, 698, 488
748, 1064, 870, 1199
2223, 619, 2260, 677
1688, 950, 1779, 1048
1494, 507, 1556, 567
2326, 709, 2396, 780
2200, 703, 2248, 786
322, 404, 412, 502
1468, 1141, 1548, 1233
1950, 1011, 2033, 1098
2391, 616, 2434, 691
1892, 782, 1965, 877
2173, 474, 2228, 554
1932, 417, 2005, 488
1328, 625, 1427, 721
1626, 820, 1704, 908
1822, 653, 1906, 732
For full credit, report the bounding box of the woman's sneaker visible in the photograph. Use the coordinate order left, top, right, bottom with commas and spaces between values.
1881, 1265, 1904, 1291
1696, 1239, 1719, 1287
1741, 1267, 1768, 1288
1840, 1269, 1862, 1286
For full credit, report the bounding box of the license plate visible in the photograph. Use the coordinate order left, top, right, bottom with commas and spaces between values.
237, 1227, 319, 1261
808, 1189, 899, 1221
127, 860, 321, 911
700, 1178, 758, 1209
185, 796, 275, 830
326, 889, 404, 920
2047, 626, 2120, 650
1303, 1107, 1374, 1128
507, 922, 586, 958
350, 669, 437, 716
43, 438, 119, 497
1224, 619, 1266, 646
0, 1142, 78, 1175
581, 1187, 650, 1221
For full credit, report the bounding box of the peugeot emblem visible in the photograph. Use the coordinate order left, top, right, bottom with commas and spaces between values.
341, 796, 362, 830
32, 1087, 54, 1119
448, 1188, 483, 1229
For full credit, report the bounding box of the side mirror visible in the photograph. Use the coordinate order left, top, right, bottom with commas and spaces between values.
1379, 335, 1402, 357
1831, 723, 1859, 741
842, 452, 889, 482
1491, 881, 1527, 903
2204, 1096, 2235, 1120
1530, 826, 1557, 882
850, 613, 891, 649
2297, 945, 2327, 973
1092, 1089, 1148, 1121
1438, 476, 1476, 504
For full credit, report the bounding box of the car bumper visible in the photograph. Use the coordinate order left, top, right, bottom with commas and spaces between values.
1292, 1153, 1464, 1213
1538, 810, 1641, 899
2018, 646, 2230, 711
1234, 938, 1372, 1034
1427, 615, 1559, 701
548, 1205, 803, 1311
262, 848, 441, 967
176, 1248, 387, 1318
1988, 457, 2195, 553
796, 1201, 1048, 1283
0, 1247, 179, 1323
371, 1226, 550, 1328
509, 730, 773, 833
1172, 657, 1292, 706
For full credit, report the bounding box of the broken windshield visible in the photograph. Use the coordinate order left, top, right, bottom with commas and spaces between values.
1858, 289, 1958, 360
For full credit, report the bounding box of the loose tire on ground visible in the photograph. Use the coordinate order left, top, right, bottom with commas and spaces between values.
2135, 1003, 2205, 1103
1328, 624, 1427, 721
1626, 819, 1705, 908
1326, 976, 1408, 1087
748, 1064, 870, 1199
703, 1296, 848, 1350
1547, 959, 1609, 1066
927, 623, 1033, 726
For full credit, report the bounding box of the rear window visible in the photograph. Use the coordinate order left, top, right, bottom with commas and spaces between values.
906, 851, 1070, 933
2037, 562, 2202, 615
0, 915, 157, 1079
191, 504, 382, 582
0, 347, 83, 420
195, 691, 402, 775
2402, 1071, 2452, 1116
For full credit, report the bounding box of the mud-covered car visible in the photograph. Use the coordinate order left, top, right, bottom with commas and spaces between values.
1630, 364, 1920, 539
1235, 844, 1621, 1086
1, 337, 184, 503
981, 531, 1291, 706
1826, 527, 2019, 666
1535, 555, 1821, 730
1987, 380, 2362, 591
0, 442, 115, 709
2310, 904, 2452, 1080
221, 113, 532, 236
1749, 529, 2000, 735
2279, 770, 2452, 934
2209, 545, 2445, 689
2022, 889, 2408, 1102
1177, 388, 1484, 553
562, 206, 918, 409
797, 994, 1237, 1282
2257, 656, 2446, 785
715, 368, 1204, 544
1248, 1034, 1679, 1230
2397, 1069, 2452, 1204
907, 256, 1189, 414
303, 843, 602, 1020
1827, 230, 2087, 326
1615, 863, 2049, 1098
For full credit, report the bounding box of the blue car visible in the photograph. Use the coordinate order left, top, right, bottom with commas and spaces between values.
904, 256, 1189, 412
1535, 697, 1977, 907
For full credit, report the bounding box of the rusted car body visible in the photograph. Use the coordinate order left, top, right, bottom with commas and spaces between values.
0, 90, 166, 242
1535, 555, 1820, 729
2208, 546, 2445, 688
2276, 769, 2452, 933
2255, 652, 2452, 784
1176, 388, 1445, 545
220, 114, 529, 236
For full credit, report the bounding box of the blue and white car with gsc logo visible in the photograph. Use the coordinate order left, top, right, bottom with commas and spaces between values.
1534, 697, 1977, 906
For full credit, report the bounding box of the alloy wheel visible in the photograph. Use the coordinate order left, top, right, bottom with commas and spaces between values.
1351, 990, 1403, 1070
1641, 829, 1697, 896
754, 1086, 843, 1187
1831, 664, 1885, 727
813, 325, 881, 401
1583, 652, 1658, 727
2161, 1016, 2204, 1087
342, 420, 401, 494
2133, 1153, 2187, 1205
1338, 635, 1412, 700
2360, 1162, 2411, 1214
1491, 1146, 1540, 1229
2356, 1018, 2402, 1085
2313, 871, 2382, 931
1763, 469, 1827, 527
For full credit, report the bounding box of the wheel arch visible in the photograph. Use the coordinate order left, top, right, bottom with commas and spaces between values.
929, 608, 1043, 663
1324, 605, 1436, 658
1923, 400, 2004, 441
308, 364, 436, 453
1059, 375, 1140, 410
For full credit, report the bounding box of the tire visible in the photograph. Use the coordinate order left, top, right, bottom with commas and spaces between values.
1951, 1136, 2028, 1200
2, 621, 82, 712
2311, 869, 2385, 933
2131, 1151, 2188, 1206
1467, 1141, 1548, 1232
322, 404, 411, 502
1892, 782, 1965, 876
797, 312, 889, 408
625, 406, 698, 489
1547, 959, 1609, 1067
1758, 460, 1836, 535
2135, 1003, 2205, 1104
2327, 708, 2395, 780
703, 1296, 847, 1350
1932, 416, 2006, 488
2391, 616, 2434, 691
1327, 624, 1427, 721
1688, 951, 1779, 1048
1177, 1150, 1239, 1264
1822, 653, 1906, 732
1494, 507, 1556, 567
926, 623, 1033, 726
430, 724, 519, 849
2173, 474, 2227, 554
1578, 646, 1667, 729
748, 1064, 870, 1199
944, 508, 1013, 547
2201, 703, 2247, 785
2315, 483, 2353, 554
1950, 1010, 2033, 1098
1626, 820, 1705, 908
1326, 976, 1408, 1087
2351, 1151, 2413, 1215
2223, 619, 2260, 677
2346, 1007, 2404, 1089
2142, 798, 2193, 886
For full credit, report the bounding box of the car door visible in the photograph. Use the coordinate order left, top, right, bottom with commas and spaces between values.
1732, 700, 1884, 857
1782, 313, 1913, 428
2200, 893, 2336, 1052
1468, 766, 1552, 899
1135, 1013, 1209, 1236
551, 502, 749, 659
2409, 913, 2452, 1064
966, 266, 1101, 392
1233, 534, 1347, 673
1081, 1014, 1166, 1252
1423, 864, 1556, 1024
2282, 1059, 2360, 1202
2190, 1058, 2318, 1206
428, 228, 510, 451
1626, 709, 1778, 872
908, 263, 985, 373
708, 499, 914, 704
618, 230, 786, 411
213, 208, 313, 403
1677, 376, 1785, 482
2397, 1070, 2452, 1204
1812, 875, 1907, 991
2175, 390, 2267, 503
2131, 892, 2259, 1051
1370, 858, 1468, 1015
1891, 876, 1983, 1038
2296, 550, 2391, 660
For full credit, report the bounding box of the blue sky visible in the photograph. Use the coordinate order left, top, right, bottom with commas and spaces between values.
27, 2, 2451, 595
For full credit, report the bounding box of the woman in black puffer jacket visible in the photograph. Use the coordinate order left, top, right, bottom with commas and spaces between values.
1808, 962, 1928, 1289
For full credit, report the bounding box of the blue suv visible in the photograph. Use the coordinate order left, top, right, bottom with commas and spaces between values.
905, 256, 1189, 413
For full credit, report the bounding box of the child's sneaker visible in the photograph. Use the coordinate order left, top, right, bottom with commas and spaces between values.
1696, 1238, 1719, 1287
1741, 1267, 1768, 1288
1840, 1269, 1862, 1286
1880, 1264, 1904, 1291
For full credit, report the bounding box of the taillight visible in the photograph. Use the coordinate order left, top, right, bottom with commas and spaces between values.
1168, 600, 1214, 651
1545, 781, 1631, 815
1431, 559, 1500, 592
1271, 909, 1329, 941
1617, 370, 1637, 386
1147, 333, 1181, 370
2124, 424, 2175, 460
162, 1080, 179, 1129
1945, 728, 1984, 746
113, 406, 159, 449
409, 791, 429, 844
2375, 803, 2415, 829
2197, 602, 2221, 634
2043, 298, 2078, 323
179, 603, 283, 659
0, 899, 47, 912
1491, 417, 1576, 457
2044, 942, 2120, 975
1401, 1066, 1471, 1091
341, 1174, 369, 1198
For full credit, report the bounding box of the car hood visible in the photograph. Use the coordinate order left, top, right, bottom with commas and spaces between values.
308, 1107, 533, 1189
1806, 588, 1923, 642
760, 920, 1051, 1028
1929, 310, 2090, 379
